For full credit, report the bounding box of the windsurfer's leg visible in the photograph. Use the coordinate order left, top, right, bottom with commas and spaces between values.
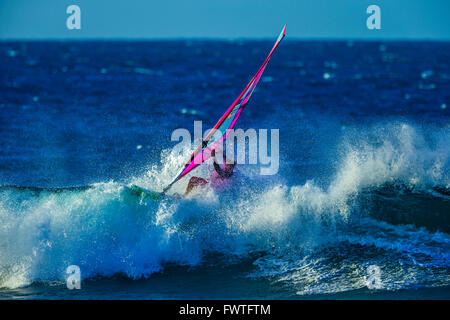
184, 177, 209, 194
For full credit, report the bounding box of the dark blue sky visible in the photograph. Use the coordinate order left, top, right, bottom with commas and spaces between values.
1, 0, 449, 40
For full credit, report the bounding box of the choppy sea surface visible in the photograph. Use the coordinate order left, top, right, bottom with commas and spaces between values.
0, 40, 449, 299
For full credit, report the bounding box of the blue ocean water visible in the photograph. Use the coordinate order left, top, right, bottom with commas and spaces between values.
0, 40, 449, 299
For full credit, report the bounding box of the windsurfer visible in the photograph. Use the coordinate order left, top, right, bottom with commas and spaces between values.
184, 149, 236, 195
160, 25, 286, 195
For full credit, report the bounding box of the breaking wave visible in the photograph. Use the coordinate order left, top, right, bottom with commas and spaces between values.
0, 123, 448, 292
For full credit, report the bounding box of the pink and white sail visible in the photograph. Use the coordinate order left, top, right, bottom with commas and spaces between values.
163, 25, 286, 193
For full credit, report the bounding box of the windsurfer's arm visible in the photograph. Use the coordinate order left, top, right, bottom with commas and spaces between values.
212, 149, 235, 178
211, 150, 223, 175
213, 160, 229, 178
